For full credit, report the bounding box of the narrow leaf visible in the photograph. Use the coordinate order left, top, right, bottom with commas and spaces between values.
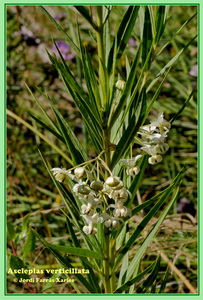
114, 261, 156, 293
142, 6, 153, 68
170, 87, 196, 124
138, 256, 161, 293
108, 6, 140, 73
41, 6, 80, 56
32, 229, 96, 293
28, 112, 65, 144
159, 265, 170, 293
45, 243, 103, 260
126, 187, 179, 281
23, 227, 36, 257
156, 35, 197, 77
74, 6, 98, 30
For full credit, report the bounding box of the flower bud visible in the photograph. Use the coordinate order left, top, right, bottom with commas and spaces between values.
104, 219, 112, 227
90, 181, 103, 191
73, 183, 90, 195
112, 219, 120, 228
105, 176, 120, 187
74, 167, 85, 179
115, 80, 125, 91
77, 185, 91, 195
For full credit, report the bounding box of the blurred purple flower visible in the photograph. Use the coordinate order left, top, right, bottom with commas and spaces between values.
52, 41, 75, 61
128, 37, 138, 47
189, 64, 198, 77
54, 12, 66, 21
19, 26, 41, 46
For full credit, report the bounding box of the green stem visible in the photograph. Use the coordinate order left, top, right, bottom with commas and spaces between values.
96, 6, 106, 108
110, 239, 116, 293
104, 230, 111, 293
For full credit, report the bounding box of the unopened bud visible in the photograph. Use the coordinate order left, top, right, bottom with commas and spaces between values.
105, 176, 120, 187
90, 181, 103, 191
112, 219, 120, 228
116, 80, 125, 91
104, 219, 112, 227
74, 167, 85, 179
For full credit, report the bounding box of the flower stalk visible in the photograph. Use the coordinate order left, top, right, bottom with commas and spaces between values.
96, 6, 107, 108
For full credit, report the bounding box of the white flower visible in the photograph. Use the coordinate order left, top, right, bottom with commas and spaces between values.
120, 155, 142, 177
83, 224, 97, 235
148, 155, 162, 165
81, 203, 92, 214
104, 219, 112, 227
66, 170, 76, 181
81, 213, 98, 225
74, 167, 86, 179
73, 183, 91, 197
127, 166, 140, 176
113, 206, 132, 218
99, 213, 111, 222
141, 145, 158, 156
99, 213, 120, 229
155, 143, 169, 153
150, 112, 171, 134
110, 188, 130, 201
120, 155, 142, 168
51, 167, 68, 182
112, 219, 120, 228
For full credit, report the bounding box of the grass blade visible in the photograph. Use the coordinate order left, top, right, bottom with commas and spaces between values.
108, 43, 141, 130
114, 261, 156, 293
155, 6, 167, 45
125, 187, 179, 281
107, 6, 140, 73
74, 6, 98, 31
142, 6, 153, 68
28, 112, 65, 144
156, 35, 197, 77
159, 266, 170, 293
136, 256, 161, 293
170, 86, 196, 124
7, 109, 73, 165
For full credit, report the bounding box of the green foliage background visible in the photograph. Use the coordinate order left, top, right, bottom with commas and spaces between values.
7, 5, 197, 294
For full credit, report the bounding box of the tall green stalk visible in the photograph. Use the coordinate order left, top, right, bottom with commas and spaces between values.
96, 7, 112, 292
96, 6, 107, 108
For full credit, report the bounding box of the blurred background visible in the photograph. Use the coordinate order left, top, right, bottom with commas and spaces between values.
7, 5, 197, 294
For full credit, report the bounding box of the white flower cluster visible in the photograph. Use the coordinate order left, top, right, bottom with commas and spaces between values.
75, 172, 132, 234
51, 166, 132, 235
119, 113, 170, 177
50, 112, 170, 235
139, 112, 170, 165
